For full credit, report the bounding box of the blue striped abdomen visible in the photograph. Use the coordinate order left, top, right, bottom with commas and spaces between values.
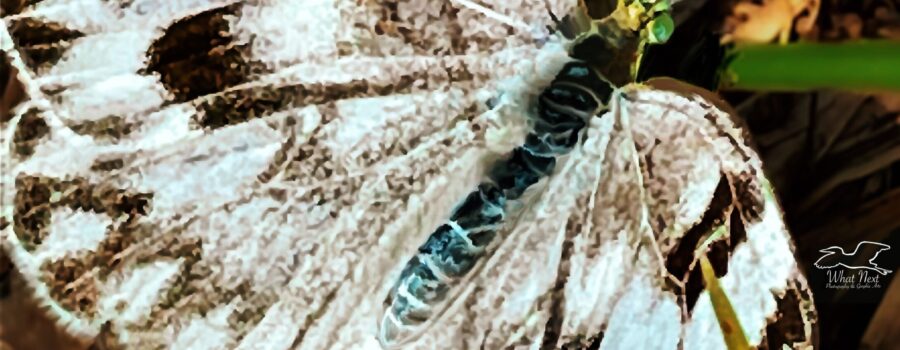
379, 60, 613, 348
381, 184, 506, 341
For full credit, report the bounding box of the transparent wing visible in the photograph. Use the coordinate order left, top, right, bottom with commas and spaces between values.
1, 0, 568, 348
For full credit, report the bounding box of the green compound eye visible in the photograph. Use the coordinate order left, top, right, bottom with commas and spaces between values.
647, 13, 674, 44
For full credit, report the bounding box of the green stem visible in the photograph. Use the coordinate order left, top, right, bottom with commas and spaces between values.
722, 40, 900, 92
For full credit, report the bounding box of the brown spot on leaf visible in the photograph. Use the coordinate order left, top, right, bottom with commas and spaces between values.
144, 4, 249, 103
759, 281, 816, 349
68, 116, 136, 141
90, 158, 125, 172
7, 17, 84, 68
732, 170, 765, 223
195, 82, 295, 129
20, 43, 73, 69
12, 108, 50, 157
13, 175, 53, 250
665, 175, 732, 279
664, 175, 737, 312
729, 204, 748, 248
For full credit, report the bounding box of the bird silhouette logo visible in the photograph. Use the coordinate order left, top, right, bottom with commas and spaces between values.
814, 241, 893, 276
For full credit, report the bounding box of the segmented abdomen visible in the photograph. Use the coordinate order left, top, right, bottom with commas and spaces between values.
379, 61, 614, 348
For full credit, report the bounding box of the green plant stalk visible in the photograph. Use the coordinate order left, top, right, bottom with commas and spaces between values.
700, 254, 751, 350
723, 41, 900, 92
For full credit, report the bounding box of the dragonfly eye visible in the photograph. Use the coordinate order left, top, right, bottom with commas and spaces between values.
647, 13, 675, 44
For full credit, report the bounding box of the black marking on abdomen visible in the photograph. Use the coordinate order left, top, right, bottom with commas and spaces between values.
541, 84, 601, 114
552, 62, 614, 107
395, 256, 450, 305
418, 224, 485, 278
490, 147, 556, 200
383, 183, 508, 335
450, 183, 506, 232
384, 256, 446, 329
415, 184, 507, 278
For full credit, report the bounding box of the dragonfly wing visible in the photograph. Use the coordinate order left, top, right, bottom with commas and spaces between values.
1, 0, 563, 348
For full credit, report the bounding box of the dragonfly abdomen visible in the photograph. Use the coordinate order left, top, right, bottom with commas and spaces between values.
380, 184, 507, 344
379, 60, 614, 348
490, 61, 612, 200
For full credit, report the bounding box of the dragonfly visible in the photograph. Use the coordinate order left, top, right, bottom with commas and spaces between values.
0, 0, 817, 349
376, 1, 678, 347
